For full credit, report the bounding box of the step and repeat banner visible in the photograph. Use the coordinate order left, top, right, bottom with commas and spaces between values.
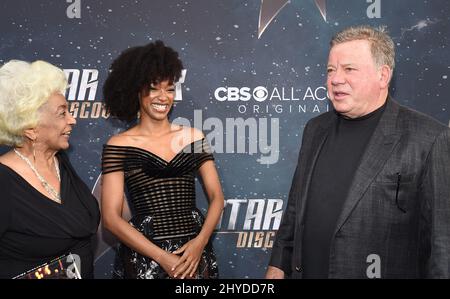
1, 0, 449, 278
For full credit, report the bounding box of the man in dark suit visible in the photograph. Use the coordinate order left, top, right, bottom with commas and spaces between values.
266, 25, 450, 279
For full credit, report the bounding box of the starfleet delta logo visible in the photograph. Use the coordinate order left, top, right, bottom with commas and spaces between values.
258, 0, 384, 39
258, 0, 327, 39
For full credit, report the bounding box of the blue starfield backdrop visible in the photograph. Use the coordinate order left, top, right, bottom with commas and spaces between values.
1, 0, 449, 278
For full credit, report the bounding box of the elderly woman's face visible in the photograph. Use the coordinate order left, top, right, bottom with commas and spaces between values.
35, 92, 76, 151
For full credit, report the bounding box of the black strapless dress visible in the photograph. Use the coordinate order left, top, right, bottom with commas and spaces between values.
102, 138, 219, 279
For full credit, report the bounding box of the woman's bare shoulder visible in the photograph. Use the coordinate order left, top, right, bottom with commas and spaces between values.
106, 128, 139, 146
178, 125, 205, 142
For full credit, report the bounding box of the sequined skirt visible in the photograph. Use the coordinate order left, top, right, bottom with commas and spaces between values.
112, 209, 219, 279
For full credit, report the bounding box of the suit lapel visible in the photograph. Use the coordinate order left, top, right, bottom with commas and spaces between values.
333, 99, 401, 234
298, 115, 336, 222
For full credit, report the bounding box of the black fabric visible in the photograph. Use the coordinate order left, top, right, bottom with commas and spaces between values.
302, 103, 386, 278
270, 98, 450, 278
113, 209, 218, 279
102, 138, 214, 240
102, 138, 219, 279
0, 151, 100, 279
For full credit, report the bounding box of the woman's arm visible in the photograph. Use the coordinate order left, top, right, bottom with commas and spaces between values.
172, 159, 225, 278
101, 140, 184, 278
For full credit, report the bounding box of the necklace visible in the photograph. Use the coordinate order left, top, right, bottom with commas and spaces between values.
13, 149, 61, 203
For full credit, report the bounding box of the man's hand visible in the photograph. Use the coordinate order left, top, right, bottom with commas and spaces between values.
265, 266, 285, 279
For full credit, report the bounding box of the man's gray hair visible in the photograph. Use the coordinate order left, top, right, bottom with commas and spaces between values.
330, 25, 395, 72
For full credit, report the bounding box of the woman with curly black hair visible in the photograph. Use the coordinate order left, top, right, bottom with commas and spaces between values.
101, 41, 224, 279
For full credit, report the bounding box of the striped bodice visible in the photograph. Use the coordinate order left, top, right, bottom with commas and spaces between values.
101, 138, 214, 240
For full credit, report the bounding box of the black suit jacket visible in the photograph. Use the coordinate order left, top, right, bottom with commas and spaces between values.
269, 99, 450, 278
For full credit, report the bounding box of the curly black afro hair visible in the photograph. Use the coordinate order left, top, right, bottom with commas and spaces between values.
103, 40, 183, 122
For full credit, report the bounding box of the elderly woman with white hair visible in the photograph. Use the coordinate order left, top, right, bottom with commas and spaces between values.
0, 60, 100, 279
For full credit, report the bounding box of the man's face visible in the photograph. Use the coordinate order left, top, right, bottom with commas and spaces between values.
327, 39, 386, 118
